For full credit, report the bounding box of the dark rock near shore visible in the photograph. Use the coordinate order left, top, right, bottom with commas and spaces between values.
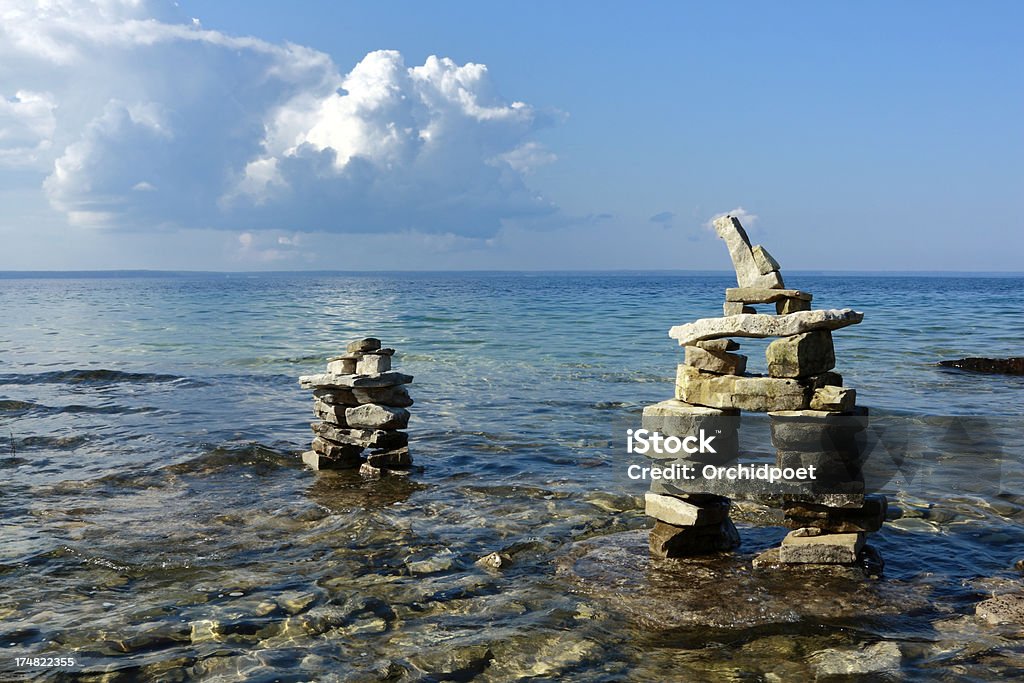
938, 357, 1024, 374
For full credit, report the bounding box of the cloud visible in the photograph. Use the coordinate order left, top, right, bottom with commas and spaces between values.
0, 1, 560, 237
705, 206, 758, 231
649, 211, 674, 227
0, 90, 56, 165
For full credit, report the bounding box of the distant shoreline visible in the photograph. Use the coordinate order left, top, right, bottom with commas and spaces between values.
1, 269, 1023, 279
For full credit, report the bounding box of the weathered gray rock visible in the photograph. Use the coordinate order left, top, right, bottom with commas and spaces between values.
644, 493, 729, 527
769, 408, 869, 452
976, 591, 1024, 626
641, 400, 739, 460
751, 245, 781, 275
649, 518, 740, 558
347, 338, 381, 353
313, 388, 358, 406
356, 354, 391, 374
669, 309, 863, 345
359, 462, 411, 478
726, 287, 812, 304
310, 436, 363, 461
345, 403, 410, 430
801, 371, 844, 392
939, 357, 1024, 375
352, 384, 413, 408
784, 495, 887, 533
313, 399, 347, 425
810, 386, 856, 412
713, 215, 785, 288
808, 642, 901, 677
778, 528, 864, 564
312, 422, 408, 449
476, 551, 513, 570
766, 330, 835, 378
302, 450, 360, 471
695, 339, 739, 352
299, 371, 413, 389
684, 345, 747, 375
676, 365, 809, 412
776, 298, 811, 314
642, 400, 740, 432
326, 357, 356, 374
365, 446, 412, 469
723, 301, 756, 315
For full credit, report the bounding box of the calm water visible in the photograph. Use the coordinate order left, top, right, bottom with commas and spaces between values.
1, 273, 1022, 681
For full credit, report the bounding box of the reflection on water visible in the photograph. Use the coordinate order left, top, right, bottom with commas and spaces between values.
0, 273, 1022, 679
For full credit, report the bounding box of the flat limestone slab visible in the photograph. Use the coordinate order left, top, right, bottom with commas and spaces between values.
644, 492, 729, 527
779, 528, 865, 564
299, 371, 413, 389
675, 365, 809, 412
726, 288, 812, 303
669, 309, 863, 346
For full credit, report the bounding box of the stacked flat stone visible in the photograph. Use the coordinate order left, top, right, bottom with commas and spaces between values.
642, 214, 885, 567
298, 338, 413, 476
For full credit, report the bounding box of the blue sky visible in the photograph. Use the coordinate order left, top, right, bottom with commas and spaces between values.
0, 1, 1020, 271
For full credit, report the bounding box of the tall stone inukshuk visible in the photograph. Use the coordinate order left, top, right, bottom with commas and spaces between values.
641, 215, 886, 568
298, 338, 414, 476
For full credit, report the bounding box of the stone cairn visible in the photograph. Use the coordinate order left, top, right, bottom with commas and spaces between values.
641, 215, 886, 569
298, 338, 414, 476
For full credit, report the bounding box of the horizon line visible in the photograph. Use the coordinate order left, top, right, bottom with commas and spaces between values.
2, 268, 1023, 278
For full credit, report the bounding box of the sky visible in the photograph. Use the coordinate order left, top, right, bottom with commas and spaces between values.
0, 0, 1020, 271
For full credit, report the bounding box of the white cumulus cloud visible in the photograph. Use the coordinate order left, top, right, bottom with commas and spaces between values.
0, 0, 560, 236
706, 206, 758, 231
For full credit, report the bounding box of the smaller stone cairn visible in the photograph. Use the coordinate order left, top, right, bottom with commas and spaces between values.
642, 215, 886, 569
298, 338, 414, 476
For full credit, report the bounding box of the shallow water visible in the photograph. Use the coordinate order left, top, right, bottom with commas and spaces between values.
1, 273, 1022, 680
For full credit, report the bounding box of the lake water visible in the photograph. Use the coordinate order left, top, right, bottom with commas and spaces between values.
1, 273, 1022, 680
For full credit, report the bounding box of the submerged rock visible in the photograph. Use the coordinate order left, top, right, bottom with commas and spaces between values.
975, 591, 1024, 628
808, 641, 902, 677
938, 357, 1024, 374
557, 530, 933, 632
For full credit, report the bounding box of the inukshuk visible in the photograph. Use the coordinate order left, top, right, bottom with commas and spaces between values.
641, 215, 887, 568
298, 338, 413, 476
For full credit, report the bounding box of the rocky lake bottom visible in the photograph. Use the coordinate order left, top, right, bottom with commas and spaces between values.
1, 273, 1022, 681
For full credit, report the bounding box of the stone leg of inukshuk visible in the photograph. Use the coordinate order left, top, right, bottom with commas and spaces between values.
642, 397, 741, 558
643, 213, 882, 567
298, 338, 414, 476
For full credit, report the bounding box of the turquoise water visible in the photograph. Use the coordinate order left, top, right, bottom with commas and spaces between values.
1, 273, 1022, 680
